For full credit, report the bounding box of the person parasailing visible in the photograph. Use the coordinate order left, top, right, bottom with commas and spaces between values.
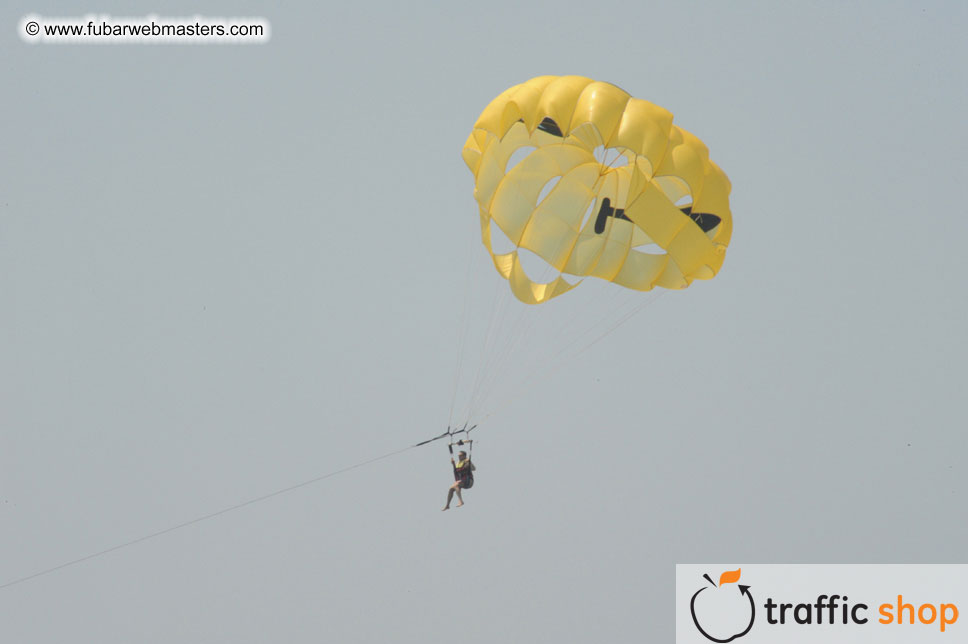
443, 449, 475, 510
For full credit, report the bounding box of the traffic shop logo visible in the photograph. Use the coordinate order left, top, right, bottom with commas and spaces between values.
682, 565, 961, 642
690, 568, 755, 642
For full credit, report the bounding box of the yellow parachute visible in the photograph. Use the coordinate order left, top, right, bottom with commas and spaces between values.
462, 76, 733, 304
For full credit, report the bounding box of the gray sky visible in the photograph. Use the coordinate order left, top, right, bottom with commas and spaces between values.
2, 1, 966, 642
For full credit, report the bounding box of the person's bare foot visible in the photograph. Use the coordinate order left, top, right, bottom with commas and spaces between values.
456, 502, 464, 508
442, 506, 450, 511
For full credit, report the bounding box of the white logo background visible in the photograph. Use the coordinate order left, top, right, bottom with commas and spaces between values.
677, 564, 965, 643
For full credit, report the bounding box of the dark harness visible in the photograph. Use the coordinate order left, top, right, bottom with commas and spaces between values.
453, 459, 474, 488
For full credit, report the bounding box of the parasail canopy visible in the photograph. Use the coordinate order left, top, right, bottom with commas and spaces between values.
463, 75, 733, 304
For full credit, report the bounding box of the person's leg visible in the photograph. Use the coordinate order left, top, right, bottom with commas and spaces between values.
443, 483, 458, 510
455, 484, 464, 507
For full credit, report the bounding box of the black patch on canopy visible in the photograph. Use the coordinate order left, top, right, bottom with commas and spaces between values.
594, 199, 722, 236
594, 198, 630, 234
679, 206, 721, 233
536, 117, 563, 137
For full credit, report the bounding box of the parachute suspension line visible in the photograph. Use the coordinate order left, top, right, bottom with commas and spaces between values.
522, 288, 657, 395
454, 208, 503, 426
570, 290, 666, 362
458, 268, 514, 423
451, 209, 514, 428
476, 290, 665, 424
448, 228, 477, 428
461, 162, 583, 422
464, 233, 585, 422
464, 282, 536, 420
565, 289, 662, 362
469, 304, 599, 423
469, 279, 629, 423
466, 267, 506, 412
465, 280, 580, 423
0, 443, 420, 592
469, 262, 561, 420
479, 291, 661, 423
471, 287, 568, 420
